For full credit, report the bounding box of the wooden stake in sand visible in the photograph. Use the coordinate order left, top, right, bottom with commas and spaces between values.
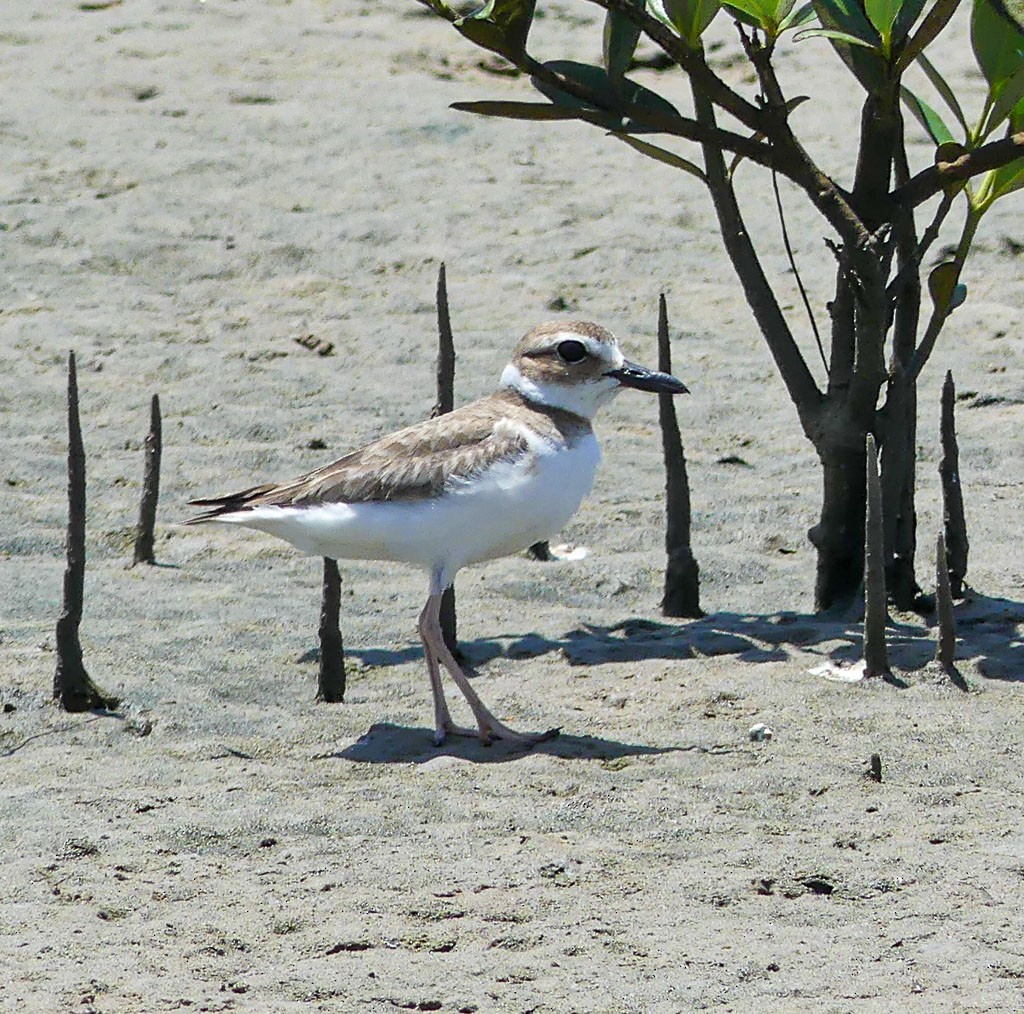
863, 433, 891, 678
939, 371, 969, 598
867, 752, 883, 783
132, 393, 162, 566
317, 557, 346, 702
657, 294, 702, 618
432, 263, 459, 657
934, 530, 957, 671
53, 352, 118, 712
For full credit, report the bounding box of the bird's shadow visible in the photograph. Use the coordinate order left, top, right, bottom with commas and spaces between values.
319, 722, 732, 765
307, 590, 1024, 763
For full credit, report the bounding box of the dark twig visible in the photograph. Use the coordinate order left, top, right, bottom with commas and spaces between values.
433, 263, 459, 656
863, 433, 891, 678
54, 352, 119, 712
657, 295, 702, 618
939, 371, 969, 597
771, 153, 827, 376
884, 189, 957, 306
736, 22, 825, 380
132, 393, 162, 566
317, 557, 346, 702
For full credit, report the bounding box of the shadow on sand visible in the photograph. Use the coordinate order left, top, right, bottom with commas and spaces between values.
338, 590, 1024, 681
320, 722, 745, 765
308, 590, 1024, 763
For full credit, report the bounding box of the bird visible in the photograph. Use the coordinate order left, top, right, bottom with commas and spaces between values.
186, 320, 688, 746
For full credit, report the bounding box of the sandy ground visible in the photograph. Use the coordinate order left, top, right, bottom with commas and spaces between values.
3, 1, 1024, 1011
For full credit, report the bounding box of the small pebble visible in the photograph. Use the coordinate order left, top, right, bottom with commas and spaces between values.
748, 723, 773, 742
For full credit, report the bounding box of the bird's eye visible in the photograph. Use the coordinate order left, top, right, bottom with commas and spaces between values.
557, 339, 588, 364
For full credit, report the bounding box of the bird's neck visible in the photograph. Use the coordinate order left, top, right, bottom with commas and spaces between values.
499, 362, 614, 421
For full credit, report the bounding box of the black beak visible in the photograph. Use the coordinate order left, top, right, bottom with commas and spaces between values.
605, 360, 689, 395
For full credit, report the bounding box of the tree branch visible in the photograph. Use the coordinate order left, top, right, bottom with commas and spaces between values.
592, 0, 874, 252
891, 131, 1024, 209
845, 87, 899, 420
737, 23, 826, 374
690, 81, 822, 429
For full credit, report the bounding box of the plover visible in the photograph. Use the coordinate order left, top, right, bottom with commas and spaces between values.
187, 321, 688, 745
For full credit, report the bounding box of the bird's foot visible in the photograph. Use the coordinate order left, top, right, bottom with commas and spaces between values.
476, 720, 560, 748
432, 721, 479, 747
433, 719, 560, 748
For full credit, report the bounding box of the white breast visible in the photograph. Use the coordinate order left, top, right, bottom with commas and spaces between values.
222, 430, 602, 588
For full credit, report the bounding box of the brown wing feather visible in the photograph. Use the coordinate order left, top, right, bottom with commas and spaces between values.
185, 395, 544, 523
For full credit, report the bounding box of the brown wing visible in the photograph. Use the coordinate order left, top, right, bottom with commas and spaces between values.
185, 397, 536, 523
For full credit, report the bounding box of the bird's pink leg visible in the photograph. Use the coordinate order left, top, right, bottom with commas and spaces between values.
418, 599, 477, 745
420, 591, 559, 746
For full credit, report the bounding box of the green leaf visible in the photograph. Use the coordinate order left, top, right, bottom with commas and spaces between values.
987, 158, 1024, 200
603, 7, 643, 88
722, 1, 770, 28
989, 61, 1024, 128
609, 132, 709, 180
778, 1, 817, 31
450, 100, 597, 121
723, 0, 775, 25
646, 0, 677, 29
917, 52, 969, 134
418, 0, 461, 19
663, 0, 723, 46
532, 60, 619, 111
895, 0, 962, 72
928, 261, 961, 310
891, 0, 928, 42
806, 0, 887, 89
454, 0, 537, 61
864, 0, 901, 42
530, 60, 685, 134
812, 0, 881, 41
795, 26, 884, 47
724, 0, 809, 33
775, 0, 799, 21
971, 0, 1024, 89
990, 0, 1024, 32
901, 85, 956, 144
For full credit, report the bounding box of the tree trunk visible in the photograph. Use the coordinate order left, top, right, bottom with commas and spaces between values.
809, 437, 867, 611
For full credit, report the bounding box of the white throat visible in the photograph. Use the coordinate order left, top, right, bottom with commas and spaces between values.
500, 363, 621, 420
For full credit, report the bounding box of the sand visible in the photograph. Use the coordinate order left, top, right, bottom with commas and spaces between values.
3, 1, 1024, 1011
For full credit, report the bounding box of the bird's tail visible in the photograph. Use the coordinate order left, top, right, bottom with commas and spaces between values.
183, 483, 277, 524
